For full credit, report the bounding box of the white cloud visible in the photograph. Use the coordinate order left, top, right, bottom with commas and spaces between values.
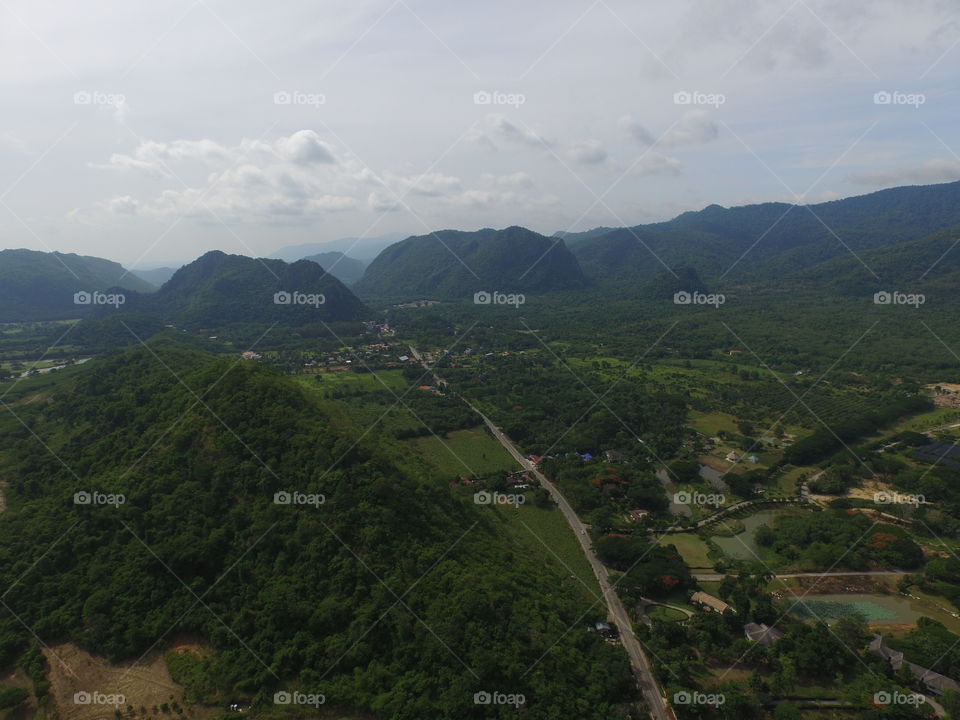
628, 151, 683, 176
620, 116, 656, 146
621, 111, 718, 147
662, 110, 719, 146
275, 130, 336, 165
567, 139, 608, 165
474, 114, 552, 149
847, 158, 960, 187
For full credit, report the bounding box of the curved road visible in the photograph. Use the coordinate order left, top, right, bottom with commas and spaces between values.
407, 346, 671, 720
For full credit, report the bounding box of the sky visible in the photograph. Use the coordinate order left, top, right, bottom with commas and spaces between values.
0, 0, 958, 267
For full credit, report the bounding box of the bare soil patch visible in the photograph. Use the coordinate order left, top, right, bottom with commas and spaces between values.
43, 643, 213, 720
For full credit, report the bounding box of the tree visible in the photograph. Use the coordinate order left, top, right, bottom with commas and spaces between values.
773, 702, 801, 720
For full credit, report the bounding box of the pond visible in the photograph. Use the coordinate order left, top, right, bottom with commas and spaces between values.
784, 594, 919, 623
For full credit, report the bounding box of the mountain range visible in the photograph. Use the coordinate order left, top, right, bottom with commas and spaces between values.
568, 180, 960, 290
6, 180, 960, 323
354, 226, 587, 300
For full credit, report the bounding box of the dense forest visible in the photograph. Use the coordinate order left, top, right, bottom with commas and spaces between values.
0, 337, 636, 719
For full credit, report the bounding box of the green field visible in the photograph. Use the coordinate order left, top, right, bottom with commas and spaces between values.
647, 605, 689, 622
408, 426, 519, 478
688, 411, 740, 436
494, 501, 600, 604
661, 533, 714, 570
297, 368, 409, 396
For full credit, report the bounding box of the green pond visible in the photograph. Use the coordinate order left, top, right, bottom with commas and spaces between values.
783, 594, 922, 624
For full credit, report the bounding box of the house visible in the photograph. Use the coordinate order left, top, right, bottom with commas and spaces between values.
627, 509, 650, 523
593, 621, 618, 639
870, 634, 960, 696
725, 451, 742, 463
747, 455, 759, 463
744, 622, 784, 647
398, 355, 410, 362
691, 591, 734, 614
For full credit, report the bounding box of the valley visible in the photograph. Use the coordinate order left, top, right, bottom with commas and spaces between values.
4, 183, 960, 719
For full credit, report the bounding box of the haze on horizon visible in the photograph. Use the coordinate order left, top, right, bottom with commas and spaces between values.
0, 0, 958, 267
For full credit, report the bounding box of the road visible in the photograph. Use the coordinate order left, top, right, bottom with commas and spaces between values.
409, 345, 672, 720
692, 570, 905, 581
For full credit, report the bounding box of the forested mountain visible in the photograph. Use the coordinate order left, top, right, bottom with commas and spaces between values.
301, 251, 367, 285
571, 180, 960, 287
0, 339, 632, 718
793, 224, 960, 295
0, 249, 154, 321
126, 250, 369, 327
354, 226, 587, 300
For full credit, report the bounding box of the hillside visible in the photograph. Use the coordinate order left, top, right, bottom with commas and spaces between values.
0, 249, 155, 321
0, 339, 633, 719
354, 226, 587, 301
128, 250, 370, 327
572, 180, 960, 287
301, 251, 367, 285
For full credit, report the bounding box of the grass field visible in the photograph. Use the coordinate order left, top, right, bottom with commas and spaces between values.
688, 411, 740, 436
662, 533, 714, 570
647, 605, 689, 622
296, 368, 409, 396
494, 501, 600, 604
408, 426, 519, 477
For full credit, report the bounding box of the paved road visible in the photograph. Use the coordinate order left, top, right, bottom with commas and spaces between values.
471, 402, 672, 720
692, 570, 905, 581
409, 345, 672, 720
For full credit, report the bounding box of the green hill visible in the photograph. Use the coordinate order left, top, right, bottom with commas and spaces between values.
0, 338, 633, 718
129, 250, 370, 327
0, 249, 154, 321
354, 226, 587, 301
572, 180, 960, 287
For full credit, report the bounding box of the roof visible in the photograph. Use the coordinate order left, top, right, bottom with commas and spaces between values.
691, 591, 733, 613
744, 622, 784, 646
870, 635, 960, 693
913, 665, 960, 693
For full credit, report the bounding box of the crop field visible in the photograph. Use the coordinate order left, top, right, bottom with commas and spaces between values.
408, 426, 519, 477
